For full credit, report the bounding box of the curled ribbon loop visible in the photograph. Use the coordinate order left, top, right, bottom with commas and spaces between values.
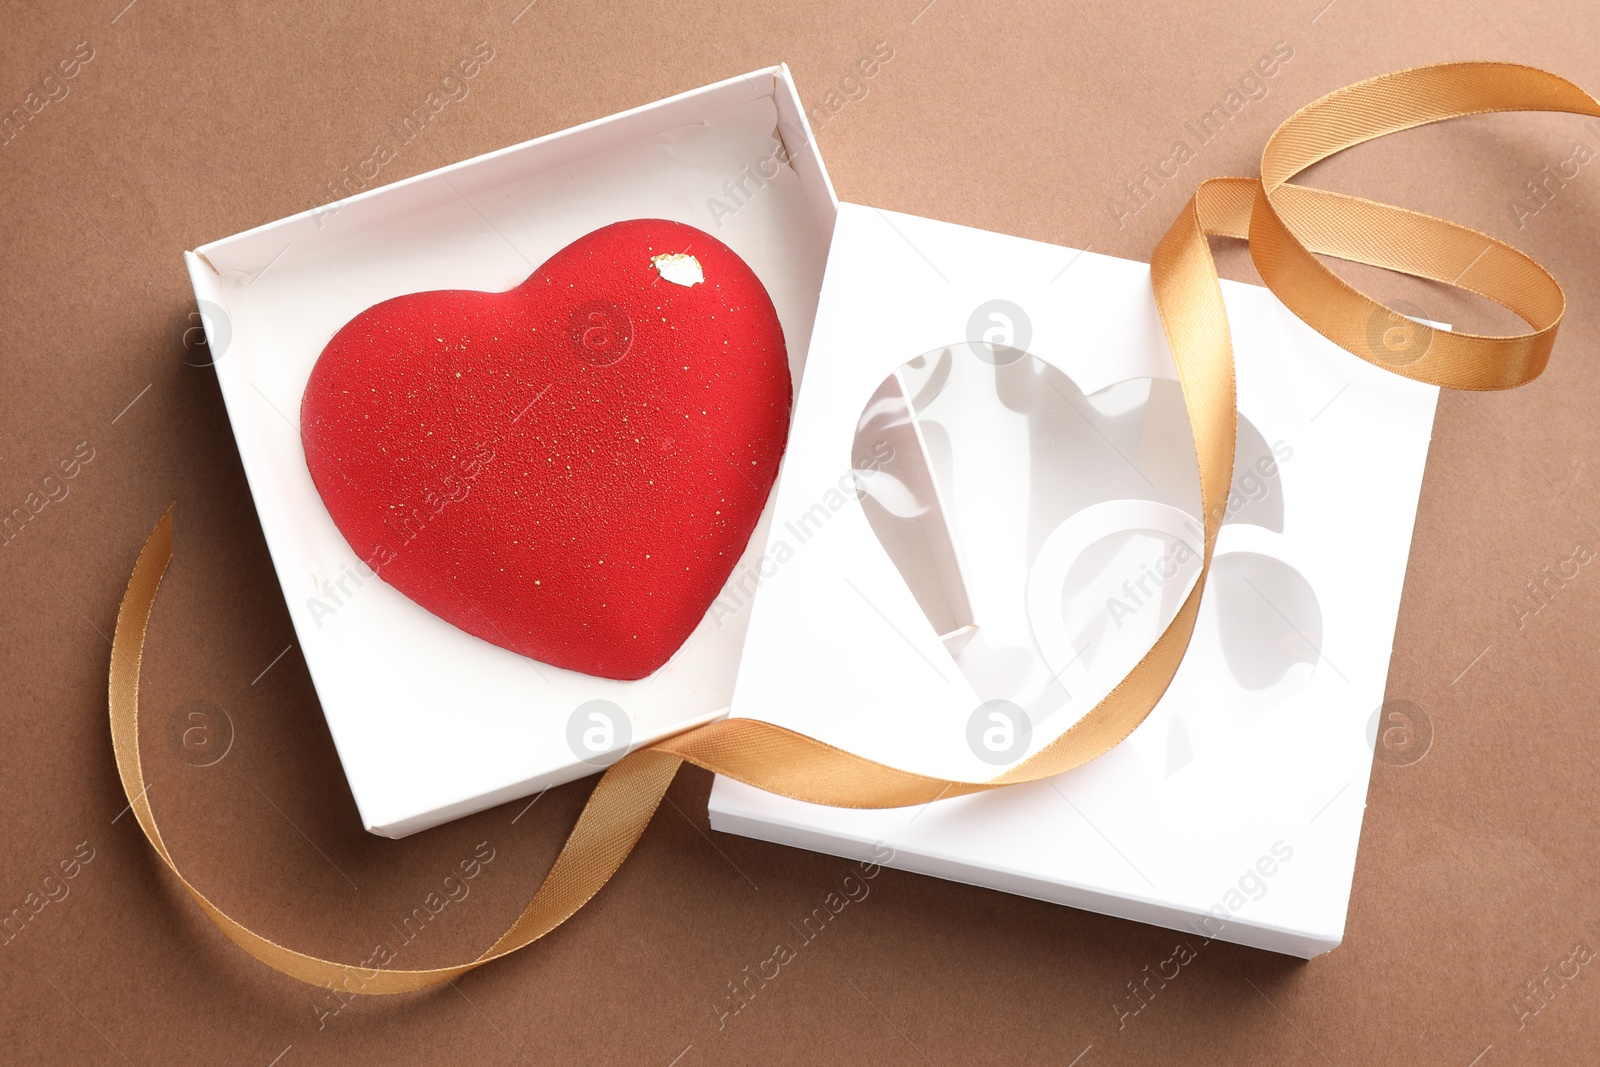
111, 61, 1593, 992
112, 509, 684, 992
1250, 62, 1593, 389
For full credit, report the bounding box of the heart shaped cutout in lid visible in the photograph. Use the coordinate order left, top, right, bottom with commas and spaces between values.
852, 341, 1323, 773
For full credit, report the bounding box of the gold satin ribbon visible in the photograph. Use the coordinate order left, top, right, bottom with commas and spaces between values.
112, 62, 1596, 992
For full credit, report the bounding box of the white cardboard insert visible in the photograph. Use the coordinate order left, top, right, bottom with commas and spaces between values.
708, 203, 1439, 958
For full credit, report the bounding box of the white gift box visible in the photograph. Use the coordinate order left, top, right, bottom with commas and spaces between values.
185, 67, 836, 838
706, 203, 1439, 957
188, 64, 1438, 957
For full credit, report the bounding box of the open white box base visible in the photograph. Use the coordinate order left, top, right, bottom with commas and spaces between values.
186, 68, 835, 837
709, 204, 1439, 958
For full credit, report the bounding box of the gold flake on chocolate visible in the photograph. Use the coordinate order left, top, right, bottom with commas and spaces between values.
651, 252, 703, 287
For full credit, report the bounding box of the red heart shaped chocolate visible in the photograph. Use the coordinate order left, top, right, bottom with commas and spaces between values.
300, 219, 791, 680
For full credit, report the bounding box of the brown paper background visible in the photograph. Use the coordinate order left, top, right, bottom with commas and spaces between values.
5, 0, 1600, 1062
